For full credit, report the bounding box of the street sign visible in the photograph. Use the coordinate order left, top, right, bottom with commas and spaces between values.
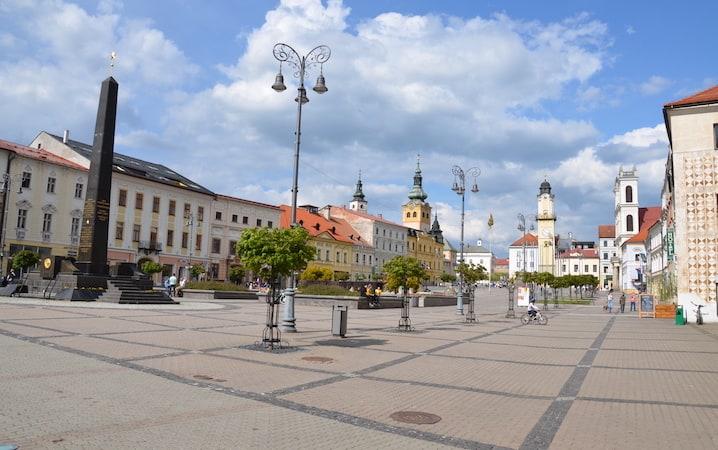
665, 229, 674, 261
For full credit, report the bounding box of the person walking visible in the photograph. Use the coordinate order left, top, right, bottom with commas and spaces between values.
630, 293, 637, 312
169, 273, 178, 297
606, 289, 614, 313
619, 292, 626, 313
366, 284, 375, 307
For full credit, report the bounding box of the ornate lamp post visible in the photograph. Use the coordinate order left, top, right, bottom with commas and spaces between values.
516, 213, 536, 274
272, 42, 331, 332
451, 165, 480, 315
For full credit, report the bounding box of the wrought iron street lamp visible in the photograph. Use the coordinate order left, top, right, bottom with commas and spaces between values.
272, 42, 331, 332
451, 165, 480, 315
516, 212, 536, 275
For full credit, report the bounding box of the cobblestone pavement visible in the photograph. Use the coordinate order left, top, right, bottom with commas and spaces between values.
1, 289, 717, 449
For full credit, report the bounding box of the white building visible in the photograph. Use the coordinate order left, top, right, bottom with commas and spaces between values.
556, 248, 600, 277
662, 85, 718, 322
508, 233, 538, 279
597, 225, 616, 289
463, 241, 493, 274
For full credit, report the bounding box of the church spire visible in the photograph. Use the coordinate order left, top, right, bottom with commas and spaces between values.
408, 154, 428, 201
430, 213, 444, 243
352, 170, 365, 201
349, 169, 368, 212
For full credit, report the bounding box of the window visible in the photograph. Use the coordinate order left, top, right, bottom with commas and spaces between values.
16, 209, 27, 229
603, 266, 608, 273
336, 251, 340, 262
584, 265, 589, 272
212, 238, 221, 254
412, 212, 417, 218
626, 214, 634, 232
635, 254, 640, 262
74, 183, 83, 199
603, 252, 608, 260
356, 254, 359, 263
166, 229, 174, 247
169, 200, 176, 216
118, 189, 127, 206
343, 253, 347, 264
242, 216, 248, 224
21, 172, 31, 189
383, 229, 386, 236
325, 250, 330, 261
232, 214, 238, 223
714, 123, 718, 149
267, 221, 273, 229
593, 265, 597, 272
228, 240, 237, 256
46, 177, 56, 193
181, 232, 188, 249
603, 240, 607, 247
132, 224, 141, 242
316, 248, 321, 260
369, 255, 372, 265
197, 206, 204, 221
42, 213, 52, 233
215, 211, 222, 221
573, 264, 578, 272
152, 196, 160, 213
150, 226, 158, 244
256, 219, 262, 227
406, 212, 410, 218
184, 203, 191, 218
562, 264, 566, 272
195, 234, 202, 251
135, 192, 143, 210
115, 222, 124, 240
625, 185, 633, 203
70, 217, 80, 236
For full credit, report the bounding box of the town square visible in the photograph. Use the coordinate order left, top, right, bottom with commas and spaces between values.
0, 1, 717, 449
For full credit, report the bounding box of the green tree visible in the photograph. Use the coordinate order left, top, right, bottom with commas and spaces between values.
456, 262, 486, 285
236, 227, 315, 282
228, 266, 245, 284
12, 249, 40, 276
300, 265, 334, 281
140, 260, 163, 276
383, 256, 427, 293
440, 272, 457, 283
334, 271, 350, 281
190, 264, 206, 279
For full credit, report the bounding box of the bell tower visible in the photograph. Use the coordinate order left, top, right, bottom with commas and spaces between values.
402, 155, 432, 232
536, 179, 556, 274
349, 170, 368, 212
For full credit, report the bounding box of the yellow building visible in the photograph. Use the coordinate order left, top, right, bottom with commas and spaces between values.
401, 158, 444, 283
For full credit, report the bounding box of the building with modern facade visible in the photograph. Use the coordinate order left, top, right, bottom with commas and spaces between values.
598, 224, 616, 290
662, 85, 718, 322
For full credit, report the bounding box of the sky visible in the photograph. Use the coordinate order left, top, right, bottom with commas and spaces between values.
0, 0, 716, 257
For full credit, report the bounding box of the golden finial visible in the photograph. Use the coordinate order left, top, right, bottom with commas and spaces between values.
109, 51, 117, 75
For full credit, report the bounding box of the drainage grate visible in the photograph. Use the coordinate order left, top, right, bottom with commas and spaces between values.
389, 411, 442, 425
301, 356, 334, 363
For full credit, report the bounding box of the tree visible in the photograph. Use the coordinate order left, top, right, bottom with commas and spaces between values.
456, 262, 486, 285
236, 227, 315, 282
440, 272, 456, 283
140, 260, 163, 276
12, 250, 40, 275
190, 264, 206, 279
300, 265, 333, 281
228, 266, 244, 284
334, 271, 350, 281
383, 256, 427, 294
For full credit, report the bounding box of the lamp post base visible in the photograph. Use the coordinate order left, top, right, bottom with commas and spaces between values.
456, 293, 464, 315
281, 287, 297, 333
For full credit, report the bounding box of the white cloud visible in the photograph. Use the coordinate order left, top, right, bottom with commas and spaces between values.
639, 75, 671, 95
609, 124, 667, 147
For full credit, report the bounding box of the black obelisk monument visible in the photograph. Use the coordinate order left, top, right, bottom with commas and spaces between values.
77, 76, 118, 275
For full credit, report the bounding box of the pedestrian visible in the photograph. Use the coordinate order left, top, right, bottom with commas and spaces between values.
606, 289, 614, 313
374, 285, 383, 307
629, 293, 636, 311
169, 273, 178, 297
163, 277, 171, 296
366, 284, 375, 307
619, 293, 626, 313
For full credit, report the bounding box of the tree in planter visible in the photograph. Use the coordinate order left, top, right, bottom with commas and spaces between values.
228, 266, 245, 285
140, 260, 163, 276
189, 264, 206, 280
456, 262, 486, 322
236, 227, 315, 347
12, 249, 40, 278
440, 272, 456, 283
383, 256, 427, 331
300, 265, 333, 282
334, 271, 350, 282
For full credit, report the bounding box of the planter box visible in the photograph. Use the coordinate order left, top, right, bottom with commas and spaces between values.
655, 304, 676, 319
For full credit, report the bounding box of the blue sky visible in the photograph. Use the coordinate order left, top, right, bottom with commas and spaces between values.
0, 0, 715, 256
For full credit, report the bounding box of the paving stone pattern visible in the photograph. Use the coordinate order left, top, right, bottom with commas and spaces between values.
0, 290, 717, 449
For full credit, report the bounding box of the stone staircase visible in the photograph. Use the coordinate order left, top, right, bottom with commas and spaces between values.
98, 277, 177, 304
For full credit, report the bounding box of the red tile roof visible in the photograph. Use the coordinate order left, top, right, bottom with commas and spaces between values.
0, 138, 87, 171
509, 233, 537, 247
494, 258, 509, 266
664, 85, 718, 108
598, 224, 615, 238
625, 207, 661, 244
558, 248, 598, 258
329, 205, 407, 228
279, 205, 370, 247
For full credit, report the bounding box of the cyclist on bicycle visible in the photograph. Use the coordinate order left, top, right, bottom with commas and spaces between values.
527, 298, 540, 318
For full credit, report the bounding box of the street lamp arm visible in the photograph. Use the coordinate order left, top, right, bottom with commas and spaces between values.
305, 45, 331, 68
273, 43, 302, 71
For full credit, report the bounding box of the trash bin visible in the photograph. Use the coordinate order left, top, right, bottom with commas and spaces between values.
675, 306, 685, 325
332, 305, 348, 337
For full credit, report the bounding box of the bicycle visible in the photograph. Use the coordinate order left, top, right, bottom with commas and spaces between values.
521, 310, 548, 325
692, 302, 704, 325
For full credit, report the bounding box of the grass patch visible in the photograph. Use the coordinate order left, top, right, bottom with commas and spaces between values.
298, 285, 359, 297
185, 281, 246, 291
543, 298, 593, 305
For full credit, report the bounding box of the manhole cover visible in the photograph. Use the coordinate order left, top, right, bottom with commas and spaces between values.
301, 356, 334, 363
390, 411, 442, 424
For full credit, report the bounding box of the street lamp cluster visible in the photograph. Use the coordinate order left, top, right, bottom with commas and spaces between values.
451, 165, 480, 318
516, 212, 536, 274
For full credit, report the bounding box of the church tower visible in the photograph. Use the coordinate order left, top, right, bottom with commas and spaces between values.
536, 179, 557, 274
349, 170, 368, 212
614, 166, 639, 248
402, 155, 432, 232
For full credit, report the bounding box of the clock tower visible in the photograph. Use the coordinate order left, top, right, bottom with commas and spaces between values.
536, 179, 556, 274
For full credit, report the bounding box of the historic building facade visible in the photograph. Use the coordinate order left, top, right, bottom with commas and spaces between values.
555, 248, 600, 277
597, 225, 616, 290
508, 233, 538, 279
662, 85, 718, 322
536, 180, 557, 274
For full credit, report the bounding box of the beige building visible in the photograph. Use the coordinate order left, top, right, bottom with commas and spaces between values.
536, 179, 557, 274
555, 248, 600, 278
662, 86, 718, 322
597, 225, 616, 290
